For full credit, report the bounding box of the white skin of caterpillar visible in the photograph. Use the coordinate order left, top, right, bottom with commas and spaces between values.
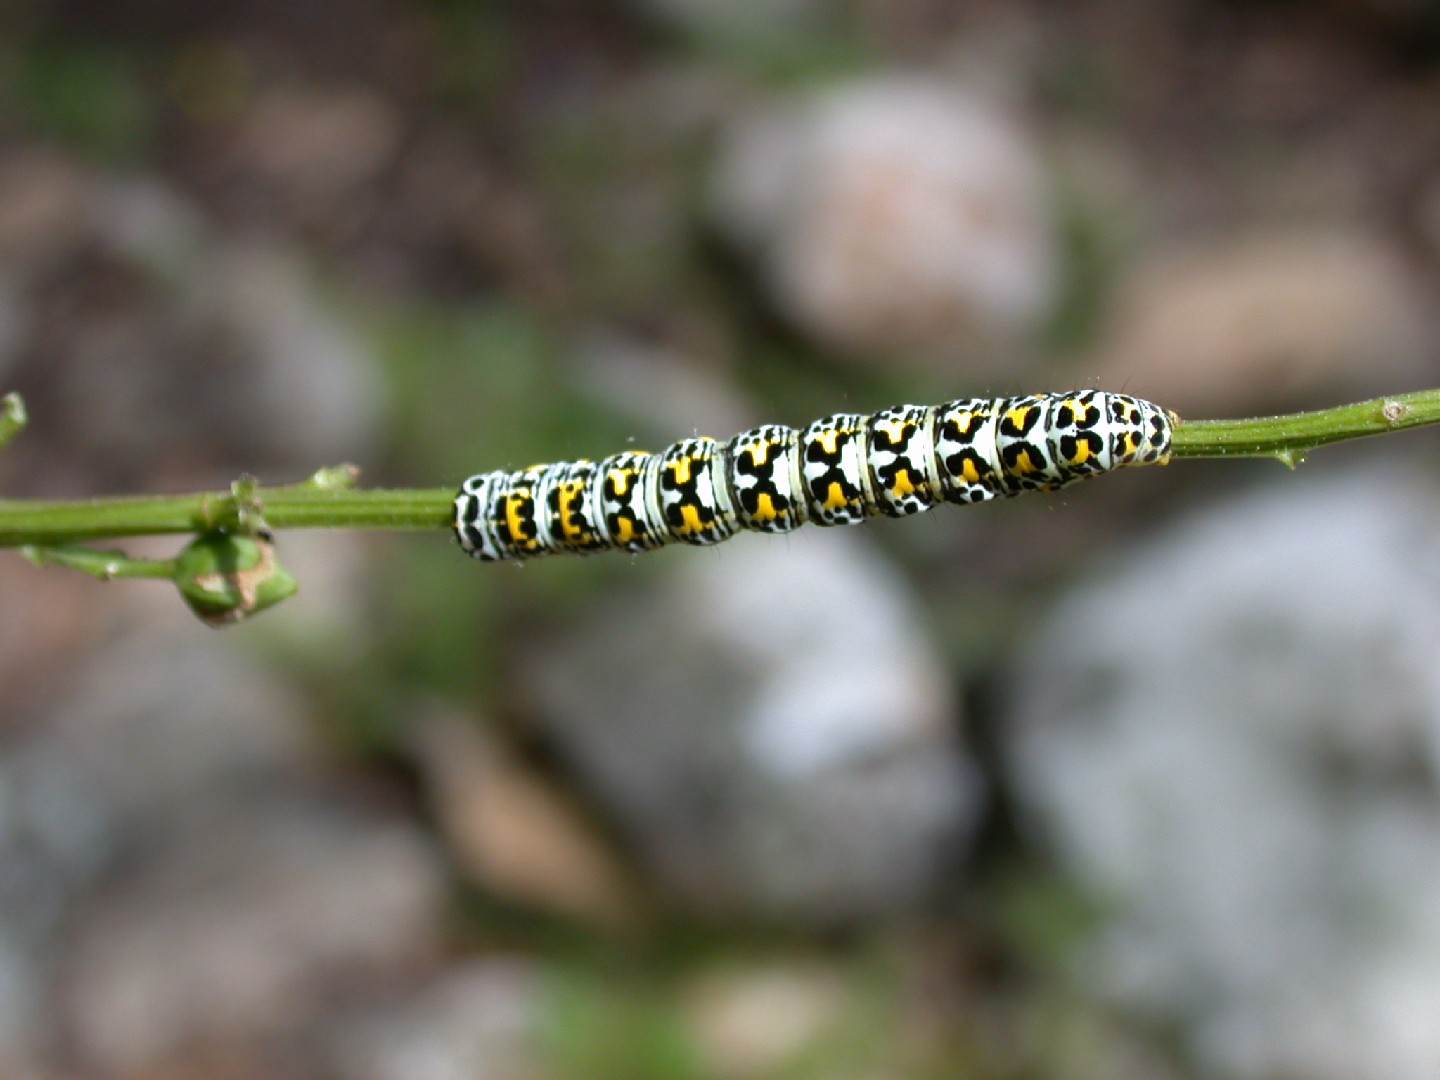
453, 390, 1173, 561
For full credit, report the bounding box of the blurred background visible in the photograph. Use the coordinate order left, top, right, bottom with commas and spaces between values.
3, 1, 1440, 1077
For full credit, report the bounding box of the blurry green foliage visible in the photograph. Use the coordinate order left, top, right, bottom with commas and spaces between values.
1042, 178, 1121, 355
421, 0, 518, 110
360, 297, 669, 716
11, 41, 155, 160
533, 949, 940, 1080
542, 965, 704, 1080
377, 300, 564, 477
987, 866, 1107, 971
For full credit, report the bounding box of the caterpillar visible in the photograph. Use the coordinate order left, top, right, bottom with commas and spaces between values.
453, 390, 1174, 562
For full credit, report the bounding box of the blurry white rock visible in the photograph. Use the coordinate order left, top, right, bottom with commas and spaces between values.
0, 150, 95, 275
43, 624, 314, 822
4, 578, 432, 1076
0, 937, 43, 1078
1098, 228, 1430, 413
92, 174, 208, 274
257, 529, 377, 642
173, 240, 385, 469
328, 959, 542, 1080
524, 526, 978, 924
0, 744, 113, 1073
714, 75, 1058, 371
0, 556, 104, 715
0, 745, 113, 943
685, 962, 848, 1078
64, 792, 445, 1075
571, 334, 753, 446
0, 160, 384, 486
0, 151, 95, 384
226, 86, 402, 200
1006, 462, 1440, 1080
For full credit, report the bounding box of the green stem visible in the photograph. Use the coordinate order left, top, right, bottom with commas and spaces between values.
0, 487, 455, 546
1169, 388, 1440, 466
1, 389, 1439, 549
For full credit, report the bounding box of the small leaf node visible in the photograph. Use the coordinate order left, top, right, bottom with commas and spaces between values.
306, 464, 361, 491
0, 393, 27, 455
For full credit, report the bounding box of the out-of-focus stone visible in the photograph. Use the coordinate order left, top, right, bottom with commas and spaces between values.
409, 706, 644, 930
0, 151, 95, 273
1098, 229, 1430, 413
685, 962, 848, 1078
43, 624, 314, 821
188, 242, 385, 467
0, 740, 114, 1074
0, 744, 113, 941
226, 86, 403, 200
0, 159, 384, 489
0, 936, 43, 1077
0, 152, 98, 385
3, 563, 419, 1076
714, 75, 1058, 373
571, 334, 753, 444
257, 530, 377, 643
1005, 463, 1440, 1080
327, 959, 542, 1080
63, 792, 445, 1075
0, 558, 104, 727
91, 175, 208, 277
524, 526, 978, 924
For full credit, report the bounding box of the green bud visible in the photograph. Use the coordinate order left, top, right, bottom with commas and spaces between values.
306, 464, 360, 491
0, 392, 27, 453
173, 533, 298, 626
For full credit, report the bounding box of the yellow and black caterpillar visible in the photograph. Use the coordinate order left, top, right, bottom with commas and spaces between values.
453, 390, 1173, 562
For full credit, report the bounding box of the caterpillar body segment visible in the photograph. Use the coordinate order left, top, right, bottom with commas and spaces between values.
866, 403, 943, 517
541, 459, 609, 555
725, 424, 805, 534
653, 437, 739, 546
596, 450, 665, 553
932, 398, 1004, 504
453, 390, 1174, 562
799, 412, 873, 526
